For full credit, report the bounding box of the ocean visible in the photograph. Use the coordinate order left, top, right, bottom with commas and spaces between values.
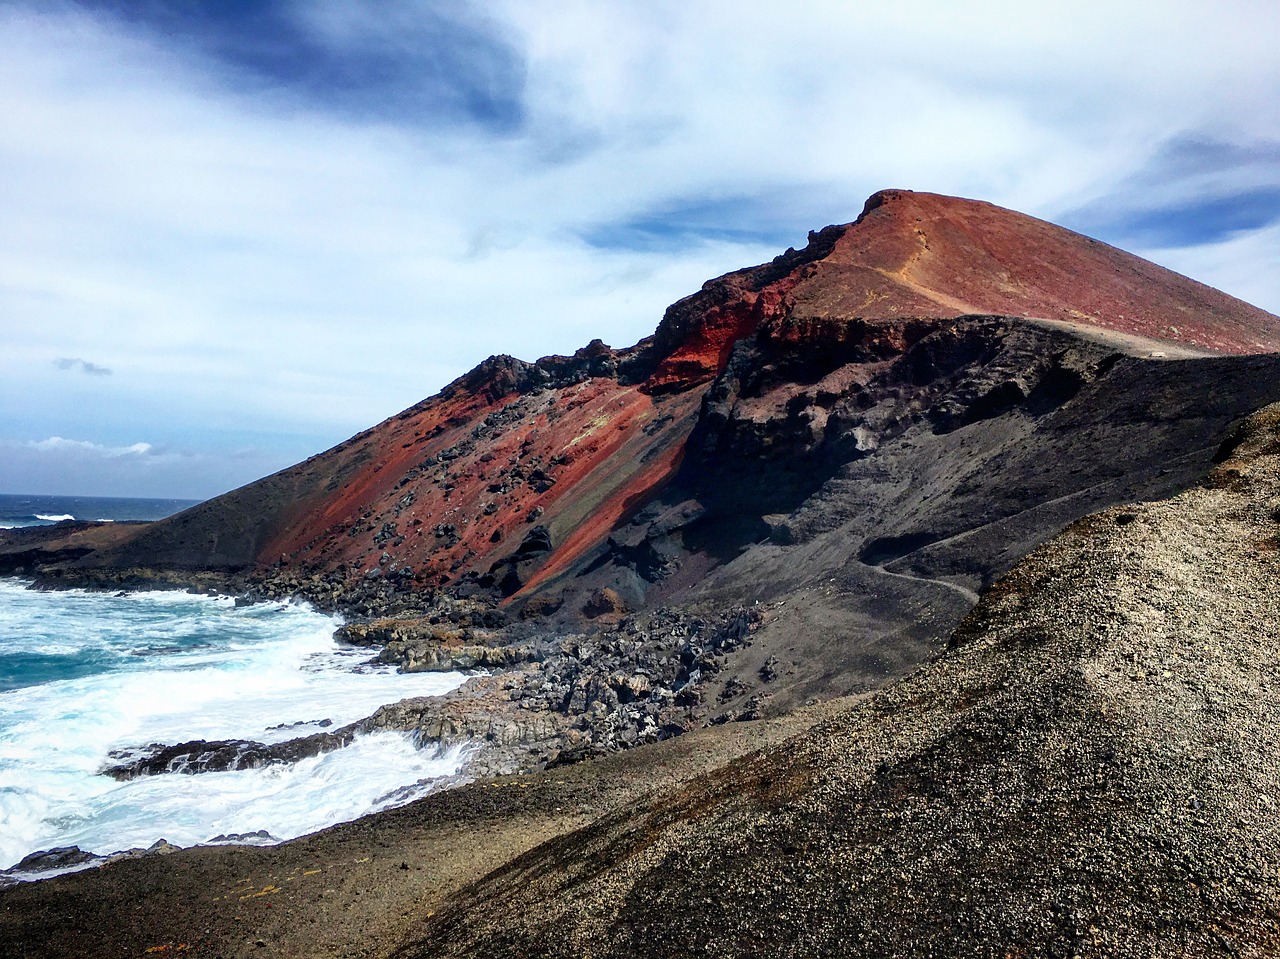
0, 492, 201, 529
0, 496, 470, 877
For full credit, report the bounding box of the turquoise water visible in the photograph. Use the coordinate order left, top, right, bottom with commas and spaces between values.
0, 580, 261, 694
0, 495, 472, 871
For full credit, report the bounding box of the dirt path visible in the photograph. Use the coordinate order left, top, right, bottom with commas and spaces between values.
861, 561, 981, 605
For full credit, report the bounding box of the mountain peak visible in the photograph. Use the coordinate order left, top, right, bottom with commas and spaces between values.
638, 190, 1280, 402
802, 188, 1280, 352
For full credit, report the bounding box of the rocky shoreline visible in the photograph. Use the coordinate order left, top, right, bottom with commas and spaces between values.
1, 535, 780, 880
0, 839, 184, 890
79, 578, 769, 785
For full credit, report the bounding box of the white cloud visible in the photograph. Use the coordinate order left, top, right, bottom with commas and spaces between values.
2, 434, 279, 499
28, 437, 153, 458
2, 1, 1279, 498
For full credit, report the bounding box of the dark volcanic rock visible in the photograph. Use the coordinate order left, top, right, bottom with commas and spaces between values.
101, 727, 359, 780
7, 847, 99, 874
0, 839, 183, 889
401, 402, 1280, 959
546, 316, 1280, 716
204, 830, 275, 844
363, 606, 764, 776
485, 524, 554, 596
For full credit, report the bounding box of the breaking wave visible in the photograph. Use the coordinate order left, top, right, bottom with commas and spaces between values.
0, 580, 469, 871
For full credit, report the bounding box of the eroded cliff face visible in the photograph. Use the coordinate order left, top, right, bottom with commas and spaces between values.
45, 190, 1280, 624
536, 318, 1280, 720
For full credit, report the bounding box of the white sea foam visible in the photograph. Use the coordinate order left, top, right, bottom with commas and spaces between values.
0, 581, 471, 869
33, 514, 75, 522
5, 735, 473, 860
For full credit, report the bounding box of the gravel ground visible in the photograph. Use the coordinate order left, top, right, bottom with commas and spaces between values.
403, 403, 1280, 958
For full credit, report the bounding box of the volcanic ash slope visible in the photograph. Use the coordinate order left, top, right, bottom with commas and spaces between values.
408, 402, 1280, 958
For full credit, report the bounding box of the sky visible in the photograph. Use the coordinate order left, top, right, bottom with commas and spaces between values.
3, 1, 1279, 500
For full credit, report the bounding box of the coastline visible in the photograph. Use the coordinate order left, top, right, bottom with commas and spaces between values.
0, 696, 852, 958
0, 528, 781, 884
0, 519, 801, 802
0, 567, 478, 880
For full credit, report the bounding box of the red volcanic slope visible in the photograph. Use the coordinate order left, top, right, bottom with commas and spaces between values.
259, 367, 705, 592
96, 190, 1280, 593
793, 190, 1280, 354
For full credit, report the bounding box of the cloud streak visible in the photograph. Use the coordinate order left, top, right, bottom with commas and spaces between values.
27, 436, 151, 457
1061, 136, 1280, 247
53, 357, 112, 376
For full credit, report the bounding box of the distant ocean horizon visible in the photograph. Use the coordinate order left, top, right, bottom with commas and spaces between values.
0, 492, 202, 529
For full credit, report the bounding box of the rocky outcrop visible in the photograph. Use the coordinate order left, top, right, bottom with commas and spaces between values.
355, 606, 764, 776
335, 616, 536, 672
484, 524, 555, 596
0, 840, 180, 889
98, 602, 764, 783
100, 726, 359, 780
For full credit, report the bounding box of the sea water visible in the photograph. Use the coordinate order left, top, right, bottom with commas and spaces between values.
0, 497, 471, 872
0, 492, 200, 529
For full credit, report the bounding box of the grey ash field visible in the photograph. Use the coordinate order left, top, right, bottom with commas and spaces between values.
4, 191, 1280, 957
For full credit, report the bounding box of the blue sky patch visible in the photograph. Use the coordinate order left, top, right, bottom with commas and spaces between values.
1062, 136, 1280, 247
581, 193, 836, 253
1105, 188, 1280, 247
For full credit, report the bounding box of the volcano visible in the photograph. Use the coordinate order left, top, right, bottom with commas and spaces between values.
6, 190, 1280, 957
16, 190, 1276, 708
41, 190, 1280, 592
